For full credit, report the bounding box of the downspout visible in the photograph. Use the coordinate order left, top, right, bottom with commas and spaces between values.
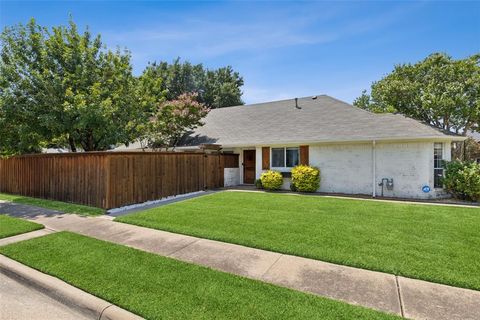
372, 140, 376, 198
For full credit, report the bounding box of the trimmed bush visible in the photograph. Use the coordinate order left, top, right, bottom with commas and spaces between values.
444, 161, 480, 202
254, 179, 263, 189
291, 165, 320, 192
260, 170, 283, 191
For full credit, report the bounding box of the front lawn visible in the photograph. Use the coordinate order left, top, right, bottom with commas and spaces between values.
0, 193, 104, 216
116, 191, 480, 291
0, 232, 398, 320
0, 215, 44, 239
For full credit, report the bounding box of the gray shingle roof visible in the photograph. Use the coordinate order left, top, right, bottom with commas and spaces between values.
179, 95, 462, 147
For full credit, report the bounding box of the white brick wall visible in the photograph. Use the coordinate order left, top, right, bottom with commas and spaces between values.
227, 141, 451, 199
224, 168, 240, 187
310, 143, 373, 195
309, 141, 451, 199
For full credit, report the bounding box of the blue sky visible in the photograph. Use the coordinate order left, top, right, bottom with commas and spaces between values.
1, 1, 479, 104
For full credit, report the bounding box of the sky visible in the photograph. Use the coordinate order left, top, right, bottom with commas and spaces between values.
1, 1, 479, 104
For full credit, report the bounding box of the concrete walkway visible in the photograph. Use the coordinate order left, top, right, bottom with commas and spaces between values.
1, 207, 478, 320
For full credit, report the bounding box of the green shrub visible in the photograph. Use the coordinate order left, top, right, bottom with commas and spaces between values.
260, 170, 283, 190
291, 165, 320, 192
254, 179, 263, 189
444, 161, 480, 202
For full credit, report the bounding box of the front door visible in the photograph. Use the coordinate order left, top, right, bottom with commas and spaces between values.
243, 150, 256, 184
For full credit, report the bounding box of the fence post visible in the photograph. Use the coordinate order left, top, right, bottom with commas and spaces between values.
105, 154, 111, 209
203, 153, 208, 190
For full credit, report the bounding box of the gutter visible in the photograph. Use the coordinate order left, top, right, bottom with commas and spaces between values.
218, 136, 467, 149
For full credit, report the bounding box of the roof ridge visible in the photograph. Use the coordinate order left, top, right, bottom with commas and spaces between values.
210, 94, 328, 111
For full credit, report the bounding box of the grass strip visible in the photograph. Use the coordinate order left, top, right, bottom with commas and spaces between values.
0, 215, 43, 239
0, 193, 104, 216
116, 191, 480, 291
0, 232, 399, 320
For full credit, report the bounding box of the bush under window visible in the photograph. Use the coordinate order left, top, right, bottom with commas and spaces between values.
260, 170, 283, 191
443, 161, 480, 202
291, 165, 320, 193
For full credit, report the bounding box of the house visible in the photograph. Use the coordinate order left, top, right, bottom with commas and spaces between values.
179, 95, 465, 199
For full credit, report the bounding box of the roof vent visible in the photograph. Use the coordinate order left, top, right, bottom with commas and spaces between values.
312, 96, 317, 99
295, 97, 301, 109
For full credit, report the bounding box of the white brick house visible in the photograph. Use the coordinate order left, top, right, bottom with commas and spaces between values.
179, 95, 465, 199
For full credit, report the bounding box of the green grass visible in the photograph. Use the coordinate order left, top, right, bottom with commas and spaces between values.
0, 232, 398, 320
116, 191, 480, 291
0, 193, 104, 216
0, 215, 43, 239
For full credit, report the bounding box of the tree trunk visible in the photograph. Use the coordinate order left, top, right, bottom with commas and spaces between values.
81, 131, 95, 151
68, 136, 77, 152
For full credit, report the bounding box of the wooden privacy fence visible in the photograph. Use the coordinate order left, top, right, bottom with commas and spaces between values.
0, 152, 239, 209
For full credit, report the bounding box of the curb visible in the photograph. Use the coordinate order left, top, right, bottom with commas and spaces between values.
0, 255, 143, 320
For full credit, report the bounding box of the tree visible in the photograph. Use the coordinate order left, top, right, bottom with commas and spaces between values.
140, 58, 244, 109
354, 53, 480, 135
144, 93, 209, 149
452, 137, 480, 161
0, 19, 141, 155
203, 66, 244, 108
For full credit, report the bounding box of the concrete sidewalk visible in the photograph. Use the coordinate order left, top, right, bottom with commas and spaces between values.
3, 212, 477, 320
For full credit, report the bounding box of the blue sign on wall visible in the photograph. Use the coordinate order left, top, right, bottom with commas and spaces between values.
422, 185, 431, 193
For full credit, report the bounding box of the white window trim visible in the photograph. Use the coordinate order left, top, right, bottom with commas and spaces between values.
270, 147, 299, 171
433, 142, 444, 190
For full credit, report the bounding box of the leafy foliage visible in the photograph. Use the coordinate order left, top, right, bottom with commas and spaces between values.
443, 161, 480, 201
254, 178, 263, 189
140, 58, 244, 109
0, 19, 141, 155
291, 165, 320, 192
354, 53, 480, 135
260, 170, 283, 190
144, 93, 209, 149
0, 20, 244, 156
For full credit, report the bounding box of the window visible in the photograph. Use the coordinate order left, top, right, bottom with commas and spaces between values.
271, 147, 299, 168
271, 148, 285, 167
434, 143, 444, 188
286, 147, 299, 167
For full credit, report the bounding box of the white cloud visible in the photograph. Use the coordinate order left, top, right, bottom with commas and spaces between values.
100, 2, 411, 63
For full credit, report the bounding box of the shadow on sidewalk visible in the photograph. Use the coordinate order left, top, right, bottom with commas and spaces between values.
0, 202, 68, 219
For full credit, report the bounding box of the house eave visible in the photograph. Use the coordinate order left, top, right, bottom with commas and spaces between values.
215, 135, 467, 149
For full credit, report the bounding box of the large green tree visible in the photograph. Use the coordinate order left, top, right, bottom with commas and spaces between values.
0, 19, 141, 155
354, 53, 480, 135
140, 58, 244, 111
